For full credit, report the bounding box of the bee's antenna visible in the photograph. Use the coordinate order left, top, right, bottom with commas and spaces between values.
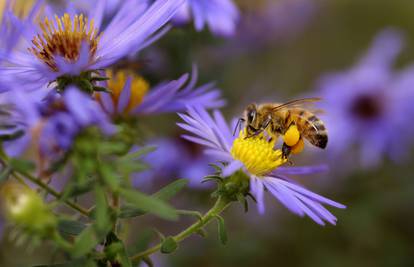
233, 118, 245, 136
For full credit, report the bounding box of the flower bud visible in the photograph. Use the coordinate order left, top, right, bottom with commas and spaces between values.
1, 183, 56, 235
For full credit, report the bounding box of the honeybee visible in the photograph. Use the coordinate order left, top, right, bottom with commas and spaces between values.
236, 98, 328, 159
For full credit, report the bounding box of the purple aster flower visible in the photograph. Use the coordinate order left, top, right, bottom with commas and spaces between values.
1, 86, 115, 158
96, 66, 225, 116
172, 0, 239, 36
178, 107, 345, 225
0, 0, 43, 55
316, 29, 414, 167
0, 0, 184, 92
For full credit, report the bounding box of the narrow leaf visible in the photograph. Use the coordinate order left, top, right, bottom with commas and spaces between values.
118, 179, 187, 219
119, 204, 145, 218
154, 179, 188, 201
71, 226, 100, 258
0, 166, 11, 182
119, 188, 177, 220
58, 219, 86, 236
99, 164, 120, 190
94, 185, 111, 235
122, 146, 156, 161
9, 158, 35, 172
215, 215, 228, 245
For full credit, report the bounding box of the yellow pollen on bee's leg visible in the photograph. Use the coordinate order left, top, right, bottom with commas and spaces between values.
283, 124, 300, 146
291, 138, 304, 154
230, 130, 287, 176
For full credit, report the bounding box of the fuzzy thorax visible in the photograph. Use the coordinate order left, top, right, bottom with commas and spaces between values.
29, 13, 100, 71
231, 131, 286, 176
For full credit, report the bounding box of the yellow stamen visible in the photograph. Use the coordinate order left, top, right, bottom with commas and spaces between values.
283, 124, 300, 146
100, 69, 149, 114
231, 130, 286, 176
29, 13, 100, 71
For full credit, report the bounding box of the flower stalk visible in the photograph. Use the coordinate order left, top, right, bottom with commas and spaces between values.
130, 195, 232, 263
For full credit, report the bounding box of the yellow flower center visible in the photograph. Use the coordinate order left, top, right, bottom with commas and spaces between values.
101, 69, 149, 114
230, 130, 286, 176
29, 13, 100, 71
0, 0, 35, 21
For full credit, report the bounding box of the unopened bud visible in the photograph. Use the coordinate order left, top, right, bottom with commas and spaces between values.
1, 183, 56, 235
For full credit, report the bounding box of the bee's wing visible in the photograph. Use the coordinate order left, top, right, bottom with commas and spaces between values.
272, 98, 322, 111
309, 108, 326, 115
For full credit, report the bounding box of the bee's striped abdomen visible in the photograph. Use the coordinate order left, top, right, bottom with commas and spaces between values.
291, 110, 328, 149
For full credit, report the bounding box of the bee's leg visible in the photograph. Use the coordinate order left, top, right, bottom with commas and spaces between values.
233, 118, 245, 136
282, 142, 292, 159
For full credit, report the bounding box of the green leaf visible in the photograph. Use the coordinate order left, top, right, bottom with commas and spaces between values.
154, 179, 188, 201
32, 259, 97, 267
9, 158, 35, 172
58, 219, 86, 236
61, 180, 94, 200
122, 146, 156, 161
0, 166, 11, 182
105, 242, 132, 267
99, 164, 120, 190
94, 185, 111, 235
215, 215, 228, 245
160, 237, 178, 254
118, 179, 187, 219
71, 226, 100, 258
118, 204, 145, 218
119, 188, 177, 220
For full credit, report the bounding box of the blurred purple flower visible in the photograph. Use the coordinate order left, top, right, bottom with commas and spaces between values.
178, 107, 345, 225
134, 137, 214, 189
0, 0, 43, 56
97, 66, 225, 116
1, 87, 115, 157
316, 29, 414, 167
172, 0, 239, 36
0, 0, 184, 92
238, 0, 316, 45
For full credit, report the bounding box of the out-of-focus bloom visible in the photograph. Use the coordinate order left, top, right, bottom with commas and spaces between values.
0, 0, 184, 92
135, 137, 214, 189
316, 29, 414, 167
96, 66, 225, 117
173, 0, 239, 36
0, 0, 42, 55
1, 183, 56, 235
238, 0, 316, 45
1, 87, 115, 157
178, 107, 345, 225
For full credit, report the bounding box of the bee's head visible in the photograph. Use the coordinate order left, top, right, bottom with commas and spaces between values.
244, 104, 271, 137
244, 104, 260, 136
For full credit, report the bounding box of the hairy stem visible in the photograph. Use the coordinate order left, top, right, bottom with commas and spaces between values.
130, 196, 232, 263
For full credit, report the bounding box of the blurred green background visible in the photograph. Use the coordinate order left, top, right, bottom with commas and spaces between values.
2, 0, 414, 266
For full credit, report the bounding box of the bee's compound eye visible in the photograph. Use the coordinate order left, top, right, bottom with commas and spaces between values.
248, 110, 256, 122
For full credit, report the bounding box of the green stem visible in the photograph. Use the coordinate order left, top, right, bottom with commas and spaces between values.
14, 171, 90, 217
130, 196, 232, 263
